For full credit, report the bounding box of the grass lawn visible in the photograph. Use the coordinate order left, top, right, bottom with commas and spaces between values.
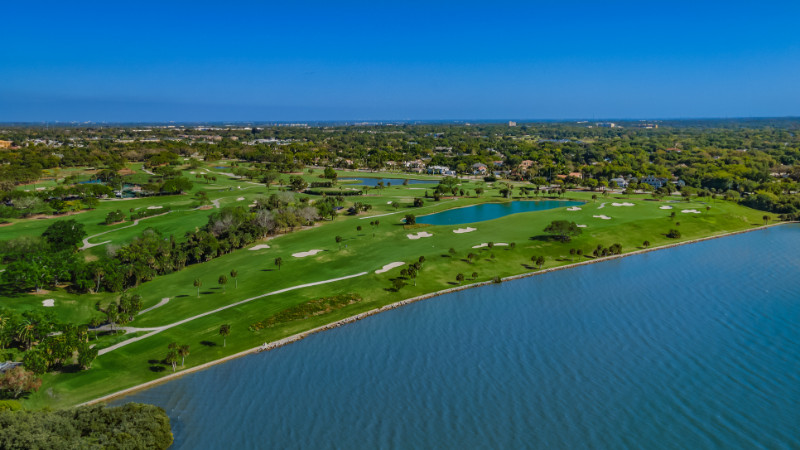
2, 163, 771, 409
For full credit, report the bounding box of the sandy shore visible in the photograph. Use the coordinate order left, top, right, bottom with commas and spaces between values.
82, 222, 790, 407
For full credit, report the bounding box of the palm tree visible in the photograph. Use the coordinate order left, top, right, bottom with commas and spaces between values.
219, 324, 230, 347
230, 270, 238, 289
643, 240, 651, 248
763, 215, 770, 225
536, 256, 545, 269
335, 235, 343, 250
456, 273, 465, 285
193, 278, 202, 297
178, 344, 190, 367
165, 349, 178, 372
218, 275, 228, 292
471, 272, 478, 280
16, 321, 35, 350
274, 257, 282, 270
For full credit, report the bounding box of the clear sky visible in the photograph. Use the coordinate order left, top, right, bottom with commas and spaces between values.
2, 0, 799, 122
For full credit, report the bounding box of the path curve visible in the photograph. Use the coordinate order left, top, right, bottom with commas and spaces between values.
138, 298, 170, 315
96, 271, 368, 355
80, 211, 172, 250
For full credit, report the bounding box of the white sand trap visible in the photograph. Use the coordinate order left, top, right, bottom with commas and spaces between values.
293, 249, 324, 258
147, 206, 163, 210
249, 202, 257, 207
407, 231, 433, 240
453, 227, 477, 234
387, 201, 393, 204
189, 171, 196, 174
237, 197, 245, 201
375, 262, 405, 274
577, 224, 588, 228
682, 209, 701, 214
598, 202, 607, 209
407, 187, 426, 190
566, 206, 582, 211
472, 242, 509, 249
249, 244, 271, 251
659, 205, 673, 210
611, 202, 635, 207
42, 299, 54, 307
593, 215, 612, 220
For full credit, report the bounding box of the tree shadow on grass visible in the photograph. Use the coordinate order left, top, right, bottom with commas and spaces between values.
150, 366, 166, 373
200, 291, 213, 295
175, 294, 189, 298
200, 341, 217, 347
447, 281, 459, 286
260, 269, 275, 272
529, 235, 551, 242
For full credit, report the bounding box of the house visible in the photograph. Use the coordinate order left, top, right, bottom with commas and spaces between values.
428, 165, 456, 176
568, 172, 583, 179
610, 177, 628, 188
0, 140, 12, 149
640, 175, 666, 189
471, 163, 488, 175
519, 160, 534, 171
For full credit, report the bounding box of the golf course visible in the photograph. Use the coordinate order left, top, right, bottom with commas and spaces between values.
0, 161, 772, 409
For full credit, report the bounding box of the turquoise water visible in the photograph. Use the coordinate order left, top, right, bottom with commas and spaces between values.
340, 177, 433, 187
114, 225, 800, 449
417, 200, 583, 225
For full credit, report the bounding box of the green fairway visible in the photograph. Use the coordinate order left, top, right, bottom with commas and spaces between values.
1, 164, 770, 409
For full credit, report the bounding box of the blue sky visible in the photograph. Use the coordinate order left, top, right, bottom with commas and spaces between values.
1, 0, 799, 122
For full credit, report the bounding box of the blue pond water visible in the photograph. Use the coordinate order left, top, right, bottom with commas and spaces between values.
417, 200, 583, 225
114, 225, 800, 449
340, 177, 433, 187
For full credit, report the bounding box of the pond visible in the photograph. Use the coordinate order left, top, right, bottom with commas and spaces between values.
339, 177, 434, 187
417, 200, 583, 226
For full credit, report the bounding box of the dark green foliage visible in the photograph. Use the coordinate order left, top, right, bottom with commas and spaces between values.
104, 209, 126, 224
0, 403, 173, 449
249, 294, 362, 331
543, 220, 582, 242
404, 214, 416, 225
667, 229, 682, 239
41, 219, 86, 252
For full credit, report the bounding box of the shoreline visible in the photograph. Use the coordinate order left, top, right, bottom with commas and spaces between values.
82, 221, 790, 407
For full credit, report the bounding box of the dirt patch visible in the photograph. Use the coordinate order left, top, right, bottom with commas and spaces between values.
29, 210, 88, 220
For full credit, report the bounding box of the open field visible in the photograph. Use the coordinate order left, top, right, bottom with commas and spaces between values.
1, 162, 771, 409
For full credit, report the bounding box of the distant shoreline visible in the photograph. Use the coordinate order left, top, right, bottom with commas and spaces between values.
82, 221, 790, 407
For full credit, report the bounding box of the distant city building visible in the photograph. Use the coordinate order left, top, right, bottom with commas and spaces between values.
597, 122, 617, 128
508, 121, 517, 127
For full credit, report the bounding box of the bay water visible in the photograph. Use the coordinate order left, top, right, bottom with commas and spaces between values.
114, 224, 800, 449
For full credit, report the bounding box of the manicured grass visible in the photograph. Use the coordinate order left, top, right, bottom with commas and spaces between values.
3, 164, 770, 409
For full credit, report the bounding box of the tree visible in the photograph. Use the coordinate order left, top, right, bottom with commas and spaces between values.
178, 344, 190, 367
456, 273, 465, 285
543, 220, 583, 242
404, 214, 416, 225
666, 229, 681, 239
77, 344, 98, 370
392, 278, 404, 291
274, 257, 282, 270
22, 350, 48, 375
218, 275, 228, 292
448, 247, 456, 257
413, 198, 424, 207
643, 240, 651, 248
165, 348, 178, 372
0, 366, 42, 399
193, 278, 202, 297
219, 324, 231, 347
531, 255, 545, 269
42, 219, 86, 252
763, 215, 770, 225
230, 270, 238, 288
335, 235, 343, 250
471, 272, 478, 279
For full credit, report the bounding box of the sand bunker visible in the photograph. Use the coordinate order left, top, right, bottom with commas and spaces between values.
292, 249, 324, 258
577, 224, 587, 228
682, 209, 701, 214
407, 232, 433, 240
472, 242, 509, 249
611, 202, 634, 207
249, 244, 271, 251
593, 215, 612, 220
375, 262, 405, 274
453, 227, 477, 234
146, 206, 163, 210
237, 197, 245, 201
42, 299, 54, 307
659, 205, 673, 210
566, 206, 581, 211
